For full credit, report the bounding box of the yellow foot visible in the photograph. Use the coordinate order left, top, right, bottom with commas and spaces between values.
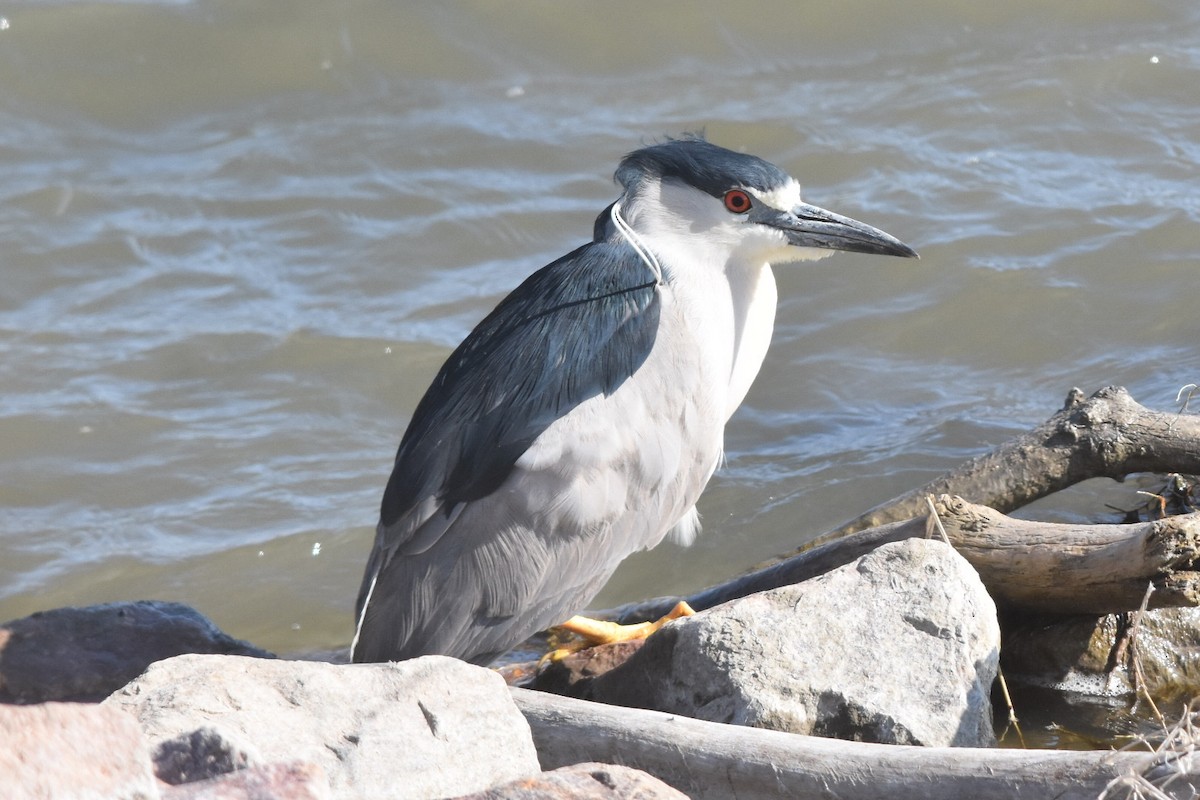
541, 601, 696, 664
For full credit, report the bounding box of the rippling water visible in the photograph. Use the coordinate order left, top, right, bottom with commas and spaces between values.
2, 0, 1198, 708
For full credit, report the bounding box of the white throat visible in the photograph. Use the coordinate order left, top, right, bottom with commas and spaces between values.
621, 180, 782, 420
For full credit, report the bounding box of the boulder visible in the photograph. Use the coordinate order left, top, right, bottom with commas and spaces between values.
105, 654, 540, 800
448, 762, 688, 799
0, 600, 273, 703
587, 538, 1000, 747
0, 701, 159, 800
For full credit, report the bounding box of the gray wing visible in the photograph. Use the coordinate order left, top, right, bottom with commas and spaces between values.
353, 238, 662, 663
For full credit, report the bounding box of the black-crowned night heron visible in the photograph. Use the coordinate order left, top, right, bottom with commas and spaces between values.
351, 137, 917, 665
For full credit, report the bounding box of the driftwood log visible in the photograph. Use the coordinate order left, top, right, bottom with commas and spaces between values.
615, 498, 1200, 621
514, 687, 1200, 800
612, 386, 1200, 623
815, 385, 1200, 541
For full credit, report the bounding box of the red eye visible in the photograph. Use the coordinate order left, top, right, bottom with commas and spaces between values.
723, 189, 752, 214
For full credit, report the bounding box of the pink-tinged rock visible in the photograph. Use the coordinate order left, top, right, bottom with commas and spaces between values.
448, 762, 688, 799
161, 761, 330, 800
0, 701, 159, 800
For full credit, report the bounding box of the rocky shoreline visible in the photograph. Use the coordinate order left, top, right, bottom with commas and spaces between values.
3, 538, 1199, 798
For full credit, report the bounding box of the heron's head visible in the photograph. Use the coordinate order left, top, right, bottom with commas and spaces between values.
610, 137, 918, 266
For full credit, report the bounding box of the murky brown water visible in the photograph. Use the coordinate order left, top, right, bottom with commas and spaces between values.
2, 1, 1198, 747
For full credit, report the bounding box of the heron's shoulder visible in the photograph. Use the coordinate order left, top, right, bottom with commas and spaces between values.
511, 238, 655, 302
455, 239, 656, 358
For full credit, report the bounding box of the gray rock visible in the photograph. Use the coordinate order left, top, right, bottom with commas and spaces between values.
449, 761, 689, 799
160, 761, 331, 800
0, 600, 273, 703
105, 653, 541, 800
153, 725, 262, 785
0, 701, 159, 800
589, 538, 1000, 747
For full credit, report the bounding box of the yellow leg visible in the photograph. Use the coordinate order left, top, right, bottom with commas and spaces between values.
542, 601, 696, 663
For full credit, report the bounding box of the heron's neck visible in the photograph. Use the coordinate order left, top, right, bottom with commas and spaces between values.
619, 185, 780, 418
639, 227, 778, 421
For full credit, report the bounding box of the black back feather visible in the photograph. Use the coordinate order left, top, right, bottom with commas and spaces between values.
378, 239, 660, 533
